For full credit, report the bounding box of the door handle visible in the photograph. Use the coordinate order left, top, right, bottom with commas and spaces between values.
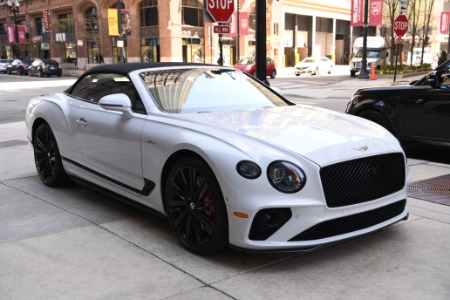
76, 118, 87, 127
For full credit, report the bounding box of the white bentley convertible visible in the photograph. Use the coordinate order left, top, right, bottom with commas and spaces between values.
26, 63, 410, 254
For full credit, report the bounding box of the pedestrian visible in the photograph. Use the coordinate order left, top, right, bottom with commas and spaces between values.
438, 50, 447, 66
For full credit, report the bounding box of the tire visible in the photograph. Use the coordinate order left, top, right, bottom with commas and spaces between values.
57, 71, 62, 78
328, 67, 332, 74
295, 74, 300, 76
350, 71, 356, 77
6, 68, 10, 75
33, 123, 70, 186
164, 156, 228, 254
38, 70, 43, 78
270, 70, 276, 79
312, 68, 318, 75
358, 110, 393, 133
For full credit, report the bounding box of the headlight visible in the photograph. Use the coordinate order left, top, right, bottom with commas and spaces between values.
267, 161, 306, 193
236, 160, 261, 179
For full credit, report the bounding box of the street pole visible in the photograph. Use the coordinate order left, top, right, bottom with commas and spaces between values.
256, 0, 269, 85
7, 0, 20, 59
359, 0, 369, 79
117, 0, 123, 63
237, 0, 240, 62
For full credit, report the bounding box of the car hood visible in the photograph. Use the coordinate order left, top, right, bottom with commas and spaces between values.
355, 81, 412, 94
176, 105, 401, 167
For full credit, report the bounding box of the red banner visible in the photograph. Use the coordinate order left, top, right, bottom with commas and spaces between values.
6, 24, 16, 44
229, 12, 249, 36
18, 25, 27, 44
351, 0, 363, 27
440, 11, 450, 34
369, 0, 383, 26
43, 10, 50, 32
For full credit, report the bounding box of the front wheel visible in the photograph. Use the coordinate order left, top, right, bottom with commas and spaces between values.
164, 157, 228, 254
358, 110, 393, 133
33, 123, 70, 186
270, 70, 276, 79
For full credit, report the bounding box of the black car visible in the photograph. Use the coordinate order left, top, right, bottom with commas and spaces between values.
346, 60, 450, 148
6, 59, 32, 75
28, 59, 62, 77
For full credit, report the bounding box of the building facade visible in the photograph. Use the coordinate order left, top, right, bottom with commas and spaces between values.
1, 0, 445, 71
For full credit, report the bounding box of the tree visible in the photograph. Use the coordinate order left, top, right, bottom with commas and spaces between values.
408, 0, 421, 67
384, 0, 401, 66
419, 0, 435, 65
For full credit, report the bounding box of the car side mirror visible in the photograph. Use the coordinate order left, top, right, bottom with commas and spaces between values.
99, 93, 133, 118
426, 73, 438, 88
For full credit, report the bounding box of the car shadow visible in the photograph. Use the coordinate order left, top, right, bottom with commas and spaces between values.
403, 142, 450, 165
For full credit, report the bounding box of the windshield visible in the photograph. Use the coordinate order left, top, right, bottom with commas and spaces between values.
236, 57, 255, 65
302, 58, 317, 63
140, 68, 288, 113
355, 50, 381, 59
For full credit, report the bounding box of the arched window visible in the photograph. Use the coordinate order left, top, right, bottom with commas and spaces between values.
85, 7, 99, 35
182, 0, 203, 27
85, 6, 99, 64
140, 0, 158, 27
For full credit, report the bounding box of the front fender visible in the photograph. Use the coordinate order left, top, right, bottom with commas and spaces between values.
26, 93, 81, 162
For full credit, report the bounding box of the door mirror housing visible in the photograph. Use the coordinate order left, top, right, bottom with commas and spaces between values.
426, 73, 438, 89
99, 93, 133, 118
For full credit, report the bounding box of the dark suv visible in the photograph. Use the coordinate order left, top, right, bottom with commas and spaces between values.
28, 59, 62, 77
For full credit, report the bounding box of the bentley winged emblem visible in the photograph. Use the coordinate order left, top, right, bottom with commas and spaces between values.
354, 145, 369, 151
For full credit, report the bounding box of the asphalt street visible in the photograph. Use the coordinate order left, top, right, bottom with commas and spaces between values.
1, 69, 449, 299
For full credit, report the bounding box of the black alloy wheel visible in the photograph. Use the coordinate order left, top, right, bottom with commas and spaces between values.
165, 157, 228, 254
33, 123, 69, 186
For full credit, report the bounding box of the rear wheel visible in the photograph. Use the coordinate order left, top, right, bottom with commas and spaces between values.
6, 68, 10, 75
164, 156, 228, 254
350, 70, 356, 77
270, 70, 276, 79
33, 123, 70, 186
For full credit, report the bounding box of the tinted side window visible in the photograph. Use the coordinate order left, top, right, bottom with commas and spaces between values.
69, 73, 146, 113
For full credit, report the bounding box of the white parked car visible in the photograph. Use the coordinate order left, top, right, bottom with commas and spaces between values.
0, 58, 12, 73
295, 56, 335, 76
26, 63, 410, 254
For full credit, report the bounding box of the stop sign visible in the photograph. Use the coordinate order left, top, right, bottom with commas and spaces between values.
206, 0, 235, 23
394, 14, 409, 37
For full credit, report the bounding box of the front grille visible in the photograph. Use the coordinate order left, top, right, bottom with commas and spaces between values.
289, 200, 406, 241
320, 153, 405, 208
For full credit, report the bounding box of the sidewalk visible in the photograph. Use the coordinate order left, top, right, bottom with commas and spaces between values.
1, 120, 450, 299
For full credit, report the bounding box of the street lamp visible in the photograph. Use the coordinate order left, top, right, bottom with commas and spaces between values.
358, 0, 369, 79
7, 0, 20, 59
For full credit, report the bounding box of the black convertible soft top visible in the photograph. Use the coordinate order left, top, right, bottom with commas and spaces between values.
83, 62, 219, 77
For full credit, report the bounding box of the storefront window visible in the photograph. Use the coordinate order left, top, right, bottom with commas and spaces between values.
141, 38, 160, 62
182, 37, 203, 63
